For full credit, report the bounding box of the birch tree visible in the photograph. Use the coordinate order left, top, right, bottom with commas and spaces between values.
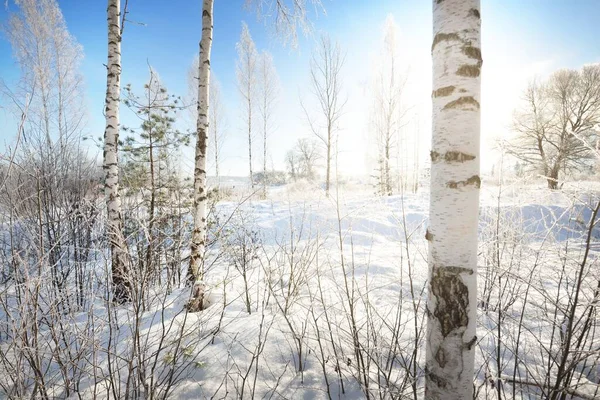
210, 76, 227, 179
258, 50, 279, 198
186, 0, 214, 312
4, 0, 85, 146
187, 0, 322, 312
236, 23, 258, 189
426, 0, 481, 398
103, 0, 131, 303
371, 15, 408, 196
245, 0, 324, 46
304, 34, 346, 196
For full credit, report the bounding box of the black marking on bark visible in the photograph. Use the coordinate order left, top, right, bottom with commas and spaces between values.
425, 229, 434, 241
442, 96, 480, 111
462, 46, 482, 64
465, 335, 477, 350
435, 347, 447, 368
185, 282, 206, 312
427, 369, 449, 389
468, 8, 481, 19
432, 86, 455, 97
431, 266, 473, 337
431, 150, 476, 163
431, 33, 460, 51
456, 64, 481, 77
447, 175, 481, 189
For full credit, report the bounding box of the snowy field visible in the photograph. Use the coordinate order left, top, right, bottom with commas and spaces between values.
1, 179, 599, 399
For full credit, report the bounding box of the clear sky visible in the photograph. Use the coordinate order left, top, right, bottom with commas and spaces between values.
1, 0, 599, 177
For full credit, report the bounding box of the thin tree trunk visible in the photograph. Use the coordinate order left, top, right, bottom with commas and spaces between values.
385, 134, 391, 196
249, 97, 254, 189
263, 106, 267, 198
547, 166, 559, 189
146, 123, 155, 279
326, 126, 331, 196
214, 115, 219, 179
426, 1, 481, 398
104, 0, 130, 303
187, 0, 214, 312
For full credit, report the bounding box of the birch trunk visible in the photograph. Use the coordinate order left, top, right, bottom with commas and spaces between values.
187, 0, 213, 312
248, 102, 254, 188
426, 1, 481, 398
236, 24, 258, 191
104, 0, 130, 303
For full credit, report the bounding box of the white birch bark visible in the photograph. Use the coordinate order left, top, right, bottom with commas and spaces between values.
426, 0, 481, 398
104, 0, 130, 303
306, 35, 345, 197
187, 0, 214, 312
258, 51, 278, 199
236, 23, 258, 190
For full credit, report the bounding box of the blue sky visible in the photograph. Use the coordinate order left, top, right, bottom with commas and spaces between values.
1, 0, 600, 176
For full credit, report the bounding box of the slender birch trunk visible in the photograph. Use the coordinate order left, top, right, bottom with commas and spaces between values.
236, 24, 257, 191
258, 51, 278, 199
326, 125, 331, 196
187, 0, 214, 312
263, 111, 267, 198
104, 0, 130, 303
248, 99, 254, 188
426, 0, 481, 398
307, 35, 344, 197
214, 112, 219, 179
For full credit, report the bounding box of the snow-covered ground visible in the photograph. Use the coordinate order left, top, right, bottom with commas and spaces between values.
1, 179, 599, 399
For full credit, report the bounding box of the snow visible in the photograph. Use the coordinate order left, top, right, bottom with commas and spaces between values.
2, 179, 599, 399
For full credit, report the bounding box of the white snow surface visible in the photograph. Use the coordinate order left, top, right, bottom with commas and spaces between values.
3, 179, 600, 399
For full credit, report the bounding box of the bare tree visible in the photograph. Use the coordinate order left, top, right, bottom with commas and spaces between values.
303, 34, 346, 196
237, 22, 259, 189
245, 0, 324, 46
426, 0, 481, 398
370, 15, 409, 196
4, 0, 86, 147
285, 149, 299, 181
507, 65, 600, 189
291, 138, 321, 181
187, 0, 214, 312
210, 75, 227, 180
258, 50, 279, 197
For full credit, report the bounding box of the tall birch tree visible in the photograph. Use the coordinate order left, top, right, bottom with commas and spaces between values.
258, 50, 279, 198
104, 0, 131, 303
5, 0, 86, 146
186, 0, 214, 312
426, 0, 481, 398
236, 23, 258, 189
304, 34, 345, 196
371, 15, 408, 196
209, 76, 227, 180
187, 0, 322, 312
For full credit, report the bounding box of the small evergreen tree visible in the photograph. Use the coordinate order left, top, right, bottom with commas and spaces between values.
121, 68, 190, 289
